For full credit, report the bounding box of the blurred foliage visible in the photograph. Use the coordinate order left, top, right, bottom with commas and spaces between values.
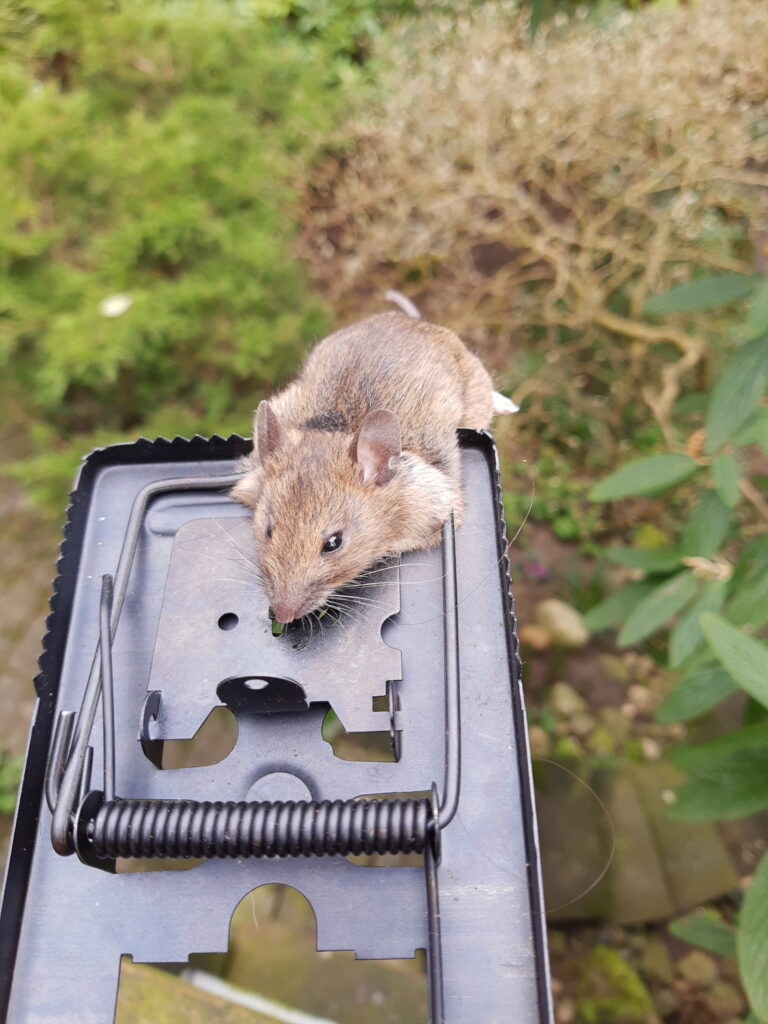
529, 0, 675, 36
276, 0, 419, 63
0, 748, 23, 815
587, 274, 768, 1020
0, 0, 374, 510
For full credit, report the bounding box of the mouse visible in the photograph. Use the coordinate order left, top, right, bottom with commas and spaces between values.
231, 293, 518, 624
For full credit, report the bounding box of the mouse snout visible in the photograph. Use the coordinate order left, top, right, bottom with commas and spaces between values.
272, 602, 300, 625
271, 586, 309, 625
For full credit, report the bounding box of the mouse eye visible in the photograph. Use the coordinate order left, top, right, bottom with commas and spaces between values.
322, 533, 343, 554
265, 522, 273, 541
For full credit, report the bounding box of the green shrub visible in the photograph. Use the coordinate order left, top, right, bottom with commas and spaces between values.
0, 748, 22, 816
0, 0, 354, 508
276, 0, 419, 62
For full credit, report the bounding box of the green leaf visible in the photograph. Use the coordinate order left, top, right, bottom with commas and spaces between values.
673, 721, 768, 773
742, 533, 768, 564
669, 747, 768, 821
590, 455, 699, 502
681, 491, 732, 558
744, 696, 768, 726
712, 454, 741, 508
605, 546, 682, 573
728, 540, 768, 622
530, 0, 550, 35
726, 548, 768, 629
727, 568, 768, 631
747, 278, 768, 336
617, 571, 698, 647
705, 334, 768, 453
668, 580, 727, 668
656, 664, 738, 724
700, 613, 768, 709
738, 852, 768, 1020
643, 274, 760, 315
669, 911, 736, 958
583, 581, 656, 633
733, 408, 768, 451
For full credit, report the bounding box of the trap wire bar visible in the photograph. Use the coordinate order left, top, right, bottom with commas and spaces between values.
0, 432, 552, 1024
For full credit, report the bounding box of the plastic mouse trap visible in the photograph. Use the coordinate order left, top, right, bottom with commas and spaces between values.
0, 431, 552, 1023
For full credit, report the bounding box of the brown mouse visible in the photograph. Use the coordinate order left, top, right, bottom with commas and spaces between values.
231, 296, 517, 624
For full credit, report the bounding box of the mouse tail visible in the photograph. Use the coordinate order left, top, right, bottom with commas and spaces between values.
385, 289, 422, 319
492, 391, 520, 414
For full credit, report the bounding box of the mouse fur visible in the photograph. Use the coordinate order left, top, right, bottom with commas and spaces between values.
231, 310, 513, 623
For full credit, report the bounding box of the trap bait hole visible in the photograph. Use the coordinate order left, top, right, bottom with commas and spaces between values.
322, 707, 396, 764
115, 887, 427, 1021
217, 612, 239, 631
217, 676, 307, 715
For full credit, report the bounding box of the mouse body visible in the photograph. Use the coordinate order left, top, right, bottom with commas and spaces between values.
231, 309, 515, 624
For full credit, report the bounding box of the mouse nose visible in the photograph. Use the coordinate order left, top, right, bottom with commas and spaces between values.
272, 597, 303, 625
273, 605, 297, 625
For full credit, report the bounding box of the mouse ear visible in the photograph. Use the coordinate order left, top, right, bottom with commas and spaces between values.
255, 400, 288, 463
353, 409, 401, 486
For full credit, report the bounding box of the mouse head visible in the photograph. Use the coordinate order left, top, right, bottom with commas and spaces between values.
231, 401, 452, 623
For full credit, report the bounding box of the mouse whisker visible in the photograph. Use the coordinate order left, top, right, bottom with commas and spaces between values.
201, 553, 265, 585
187, 546, 265, 581
214, 563, 265, 584
324, 603, 363, 629
294, 612, 311, 641
209, 576, 262, 589
323, 610, 350, 632
212, 520, 263, 571
349, 576, 446, 589
353, 561, 434, 578
333, 587, 385, 601
327, 594, 378, 614
353, 563, 400, 575
332, 595, 382, 608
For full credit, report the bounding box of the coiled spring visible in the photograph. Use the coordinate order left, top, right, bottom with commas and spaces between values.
89, 797, 432, 861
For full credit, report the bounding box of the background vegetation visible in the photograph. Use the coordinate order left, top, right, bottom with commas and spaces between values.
0, 0, 352, 505
1, 0, 767, 1022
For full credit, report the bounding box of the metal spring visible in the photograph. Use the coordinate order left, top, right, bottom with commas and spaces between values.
88, 797, 432, 861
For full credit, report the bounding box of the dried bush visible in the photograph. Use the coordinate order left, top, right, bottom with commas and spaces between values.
301, 0, 768, 455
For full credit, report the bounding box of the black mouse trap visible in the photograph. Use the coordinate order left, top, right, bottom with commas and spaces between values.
0, 431, 552, 1023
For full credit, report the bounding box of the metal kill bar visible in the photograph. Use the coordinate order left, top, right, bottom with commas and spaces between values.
45, 473, 462, 1024
49, 473, 241, 852
99, 576, 116, 804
